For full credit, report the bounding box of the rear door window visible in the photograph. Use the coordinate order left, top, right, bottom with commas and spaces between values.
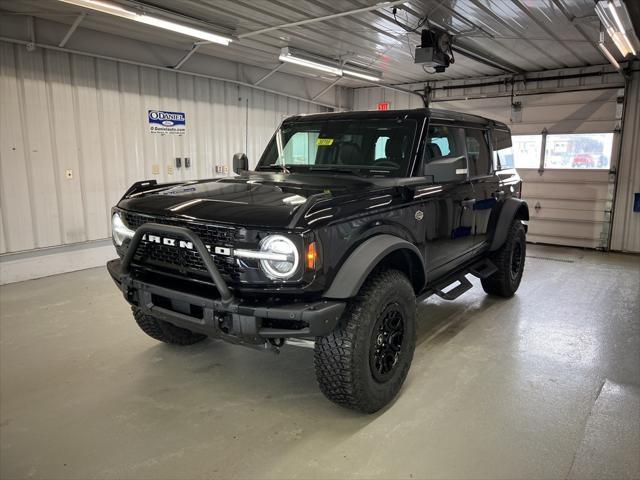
464, 128, 491, 177
423, 125, 468, 183
492, 129, 513, 169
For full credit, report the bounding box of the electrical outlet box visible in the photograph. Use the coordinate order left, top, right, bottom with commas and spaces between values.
167, 165, 174, 175
152, 164, 160, 175
175, 157, 181, 168
65, 169, 73, 179
185, 157, 190, 168
223, 165, 229, 174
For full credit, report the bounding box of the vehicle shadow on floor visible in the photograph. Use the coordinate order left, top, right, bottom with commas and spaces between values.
415, 293, 502, 348
122, 292, 503, 420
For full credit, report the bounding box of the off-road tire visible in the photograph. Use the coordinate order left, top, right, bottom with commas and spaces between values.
481, 220, 526, 298
132, 307, 207, 345
314, 269, 416, 413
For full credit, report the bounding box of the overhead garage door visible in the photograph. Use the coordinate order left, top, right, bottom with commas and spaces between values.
518, 165, 614, 249
370, 87, 623, 249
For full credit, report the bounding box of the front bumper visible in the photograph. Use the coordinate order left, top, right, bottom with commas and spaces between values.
107, 222, 344, 347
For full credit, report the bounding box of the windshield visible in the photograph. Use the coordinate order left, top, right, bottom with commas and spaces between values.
256, 118, 418, 177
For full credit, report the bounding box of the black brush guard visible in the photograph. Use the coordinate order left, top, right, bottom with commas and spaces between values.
108, 223, 345, 348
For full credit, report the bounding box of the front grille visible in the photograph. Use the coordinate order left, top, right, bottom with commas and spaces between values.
122, 211, 242, 282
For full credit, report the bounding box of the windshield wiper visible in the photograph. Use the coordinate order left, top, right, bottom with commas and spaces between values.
309, 166, 372, 177
259, 163, 292, 173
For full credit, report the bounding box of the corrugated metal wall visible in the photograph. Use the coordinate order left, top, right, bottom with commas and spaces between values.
611, 70, 640, 253
0, 41, 324, 255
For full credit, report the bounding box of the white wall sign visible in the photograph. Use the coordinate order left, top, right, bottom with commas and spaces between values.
148, 110, 186, 135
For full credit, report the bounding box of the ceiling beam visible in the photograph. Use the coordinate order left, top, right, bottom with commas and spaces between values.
451, 43, 523, 74
237, 0, 406, 39
254, 62, 284, 85
550, 0, 611, 65
312, 77, 342, 100
510, 0, 591, 66
26, 15, 35, 50
58, 12, 85, 47
172, 43, 200, 70
463, 0, 556, 71
408, 0, 497, 39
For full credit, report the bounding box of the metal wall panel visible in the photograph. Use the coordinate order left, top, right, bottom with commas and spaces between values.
0, 40, 324, 254
611, 70, 640, 253
0, 42, 35, 252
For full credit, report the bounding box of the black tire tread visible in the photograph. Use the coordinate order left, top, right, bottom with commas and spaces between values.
481, 220, 526, 297
314, 269, 415, 413
132, 307, 206, 345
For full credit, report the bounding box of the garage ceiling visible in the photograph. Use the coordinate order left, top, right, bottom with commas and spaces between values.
0, 0, 630, 86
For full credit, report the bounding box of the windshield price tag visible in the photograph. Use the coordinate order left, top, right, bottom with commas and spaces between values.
316, 138, 334, 146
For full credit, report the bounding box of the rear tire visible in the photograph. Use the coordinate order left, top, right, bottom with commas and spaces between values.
314, 269, 416, 413
482, 220, 526, 297
132, 307, 207, 345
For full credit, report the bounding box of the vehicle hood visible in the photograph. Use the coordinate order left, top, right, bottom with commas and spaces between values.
117, 172, 378, 229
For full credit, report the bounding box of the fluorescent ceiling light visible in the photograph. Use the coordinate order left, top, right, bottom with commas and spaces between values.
136, 16, 231, 45
343, 68, 381, 82
60, 0, 136, 18
608, 2, 626, 33
598, 38, 621, 69
279, 47, 382, 83
58, 0, 232, 45
279, 47, 343, 75
595, 0, 638, 57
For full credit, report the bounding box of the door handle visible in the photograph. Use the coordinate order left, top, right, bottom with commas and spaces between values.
461, 198, 476, 207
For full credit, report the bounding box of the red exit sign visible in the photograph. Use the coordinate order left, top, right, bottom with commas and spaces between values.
377, 102, 390, 111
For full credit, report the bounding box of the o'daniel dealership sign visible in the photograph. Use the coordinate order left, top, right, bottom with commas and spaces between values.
148, 110, 186, 135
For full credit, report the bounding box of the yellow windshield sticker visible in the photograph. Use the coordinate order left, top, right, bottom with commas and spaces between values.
316, 138, 334, 146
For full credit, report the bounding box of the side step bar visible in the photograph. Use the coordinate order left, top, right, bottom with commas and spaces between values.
468, 260, 498, 279
428, 259, 498, 301
434, 275, 473, 300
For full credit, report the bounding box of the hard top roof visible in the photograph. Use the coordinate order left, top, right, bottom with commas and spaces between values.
283, 108, 510, 130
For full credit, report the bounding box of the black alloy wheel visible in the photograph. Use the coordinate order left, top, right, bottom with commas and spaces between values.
510, 240, 524, 281
370, 303, 405, 383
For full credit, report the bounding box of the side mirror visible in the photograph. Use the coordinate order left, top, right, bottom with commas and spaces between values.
232, 153, 248, 174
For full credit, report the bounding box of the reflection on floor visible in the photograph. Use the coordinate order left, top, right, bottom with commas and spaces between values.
1, 244, 639, 479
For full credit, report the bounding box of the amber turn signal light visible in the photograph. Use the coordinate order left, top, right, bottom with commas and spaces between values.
306, 241, 318, 270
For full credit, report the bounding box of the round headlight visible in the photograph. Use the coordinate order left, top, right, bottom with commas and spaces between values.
259, 235, 299, 280
112, 213, 135, 246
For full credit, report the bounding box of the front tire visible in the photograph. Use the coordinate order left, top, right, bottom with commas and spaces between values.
482, 220, 526, 297
314, 269, 416, 413
132, 307, 207, 345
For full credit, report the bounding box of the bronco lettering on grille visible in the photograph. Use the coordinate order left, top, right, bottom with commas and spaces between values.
142, 234, 231, 256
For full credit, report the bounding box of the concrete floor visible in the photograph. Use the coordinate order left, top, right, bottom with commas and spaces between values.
1, 244, 639, 480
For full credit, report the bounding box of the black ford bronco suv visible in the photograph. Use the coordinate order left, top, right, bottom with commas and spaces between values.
107, 108, 528, 413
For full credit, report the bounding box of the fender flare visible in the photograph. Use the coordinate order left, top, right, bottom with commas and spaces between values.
323, 234, 426, 299
489, 198, 529, 251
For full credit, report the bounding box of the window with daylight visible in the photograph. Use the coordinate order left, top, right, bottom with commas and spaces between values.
492, 129, 513, 169
279, 131, 320, 165
511, 135, 543, 169
543, 133, 614, 169
464, 128, 491, 177
374, 136, 389, 160
423, 125, 468, 183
